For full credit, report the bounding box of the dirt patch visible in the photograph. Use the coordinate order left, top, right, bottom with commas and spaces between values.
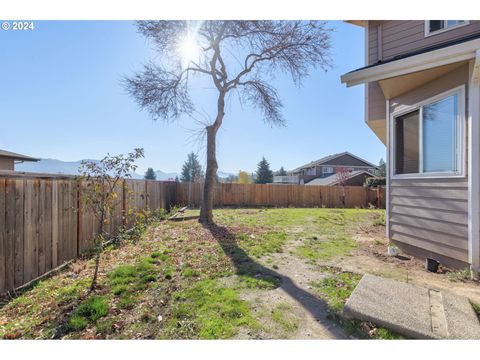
234, 238, 350, 339
336, 229, 480, 304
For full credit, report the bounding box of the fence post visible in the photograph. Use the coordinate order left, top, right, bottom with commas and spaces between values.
365, 186, 368, 208
377, 186, 381, 209
122, 179, 127, 226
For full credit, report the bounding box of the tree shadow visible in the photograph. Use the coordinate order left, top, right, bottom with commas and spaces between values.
203, 222, 349, 339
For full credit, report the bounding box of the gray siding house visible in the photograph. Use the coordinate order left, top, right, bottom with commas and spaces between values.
341, 20, 480, 275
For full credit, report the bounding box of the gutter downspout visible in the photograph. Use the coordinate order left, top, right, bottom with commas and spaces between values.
468, 54, 480, 279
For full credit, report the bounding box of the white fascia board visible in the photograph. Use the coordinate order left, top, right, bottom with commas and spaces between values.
341, 38, 480, 87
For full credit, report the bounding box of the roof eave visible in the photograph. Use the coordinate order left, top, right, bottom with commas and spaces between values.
341, 38, 480, 87
0, 155, 40, 162
345, 20, 367, 27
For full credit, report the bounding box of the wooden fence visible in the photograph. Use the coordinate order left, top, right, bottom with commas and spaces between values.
175, 182, 385, 209
0, 172, 176, 295
0, 173, 384, 295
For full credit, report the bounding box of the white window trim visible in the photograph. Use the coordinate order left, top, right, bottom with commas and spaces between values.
390, 85, 466, 180
424, 20, 470, 37
322, 167, 334, 174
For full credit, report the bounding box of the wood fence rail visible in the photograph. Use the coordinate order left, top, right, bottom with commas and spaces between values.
0, 172, 384, 295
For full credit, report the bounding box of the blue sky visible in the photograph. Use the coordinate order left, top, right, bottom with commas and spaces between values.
0, 20, 385, 174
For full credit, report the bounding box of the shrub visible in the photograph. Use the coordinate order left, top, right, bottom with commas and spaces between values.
365, 177, 386, 187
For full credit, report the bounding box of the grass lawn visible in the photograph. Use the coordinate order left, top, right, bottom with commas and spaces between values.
0, 207, 403, 339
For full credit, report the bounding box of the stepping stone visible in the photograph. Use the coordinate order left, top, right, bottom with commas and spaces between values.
343, 274, 480, 339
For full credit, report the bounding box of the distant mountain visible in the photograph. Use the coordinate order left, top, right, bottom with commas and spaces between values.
154, 170, 178, 181
16, 158, 94, 175
217, 171, 235, 178
16, 158, 234, 180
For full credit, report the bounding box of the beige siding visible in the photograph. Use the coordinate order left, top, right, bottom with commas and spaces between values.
0, 158, 14, 171
367, 82, 386, 121
388, 64, 470, 266
368, 20, 480, 64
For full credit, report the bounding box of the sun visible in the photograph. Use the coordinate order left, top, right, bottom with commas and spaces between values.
178, 33, 200, 68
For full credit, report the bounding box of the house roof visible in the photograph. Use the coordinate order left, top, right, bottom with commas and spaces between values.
305, 170, 373, 186
0, 149, 39, 162
290, 152, 378, 173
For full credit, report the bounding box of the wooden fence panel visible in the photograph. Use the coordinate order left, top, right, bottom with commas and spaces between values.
4, 179, 16, 292
13, 179, 24, 288
174, 182, 385, 209
0, 179, 5, 293
23, 179, 39, 283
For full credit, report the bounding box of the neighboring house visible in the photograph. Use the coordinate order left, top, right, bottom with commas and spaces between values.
305, 170, 373, 187
341, 20, 480, 274
0, 149, 39, 170
273, 152, 377, 184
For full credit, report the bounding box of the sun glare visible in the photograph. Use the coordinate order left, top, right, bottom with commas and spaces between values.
178, 34, 200, 68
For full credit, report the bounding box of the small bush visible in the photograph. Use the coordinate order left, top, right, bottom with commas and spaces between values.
365, 177, 386, 187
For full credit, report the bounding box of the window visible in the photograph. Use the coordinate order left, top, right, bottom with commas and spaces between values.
322, 167, 334, 175
347, 167, 354, 172
305, 167, 315, 176
426, 20, 468, 36
393, 88, 464, 177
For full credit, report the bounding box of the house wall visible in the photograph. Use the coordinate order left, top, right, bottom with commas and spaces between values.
368, 21, 480, 65
345, 173, 371, 186
388, 64, 470, 268
0, 158, 14, 170
321, 154, 375, 168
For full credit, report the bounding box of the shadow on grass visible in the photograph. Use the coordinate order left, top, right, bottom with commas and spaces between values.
204, 222, 349, 339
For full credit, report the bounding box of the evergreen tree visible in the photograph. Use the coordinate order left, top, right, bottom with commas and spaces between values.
377, 158, 387, 177
180, 152, 204, 182
276, 166, 287, 176
255, 157, 274, 184
144, 167, 156, 180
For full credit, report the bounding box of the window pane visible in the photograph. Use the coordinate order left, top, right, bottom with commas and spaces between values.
395, 110, 419, 174
429, 20, 444, 32
423, 95, 457, 172
446, 20, 463, 27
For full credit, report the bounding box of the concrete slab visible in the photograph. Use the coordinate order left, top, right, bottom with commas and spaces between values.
343, 274, 480, 339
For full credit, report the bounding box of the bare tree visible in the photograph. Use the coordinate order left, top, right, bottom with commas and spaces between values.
125, 21, 331, 224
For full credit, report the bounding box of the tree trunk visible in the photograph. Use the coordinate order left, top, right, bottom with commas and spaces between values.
199, 86, 225, 225
90, 209, 105, 292
199, 125, 218, 224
